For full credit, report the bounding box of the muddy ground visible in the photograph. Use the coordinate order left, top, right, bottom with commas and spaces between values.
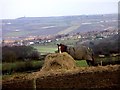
2, 65, 120, 90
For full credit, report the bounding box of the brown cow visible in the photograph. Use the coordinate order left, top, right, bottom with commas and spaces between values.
57, 43, 94, 66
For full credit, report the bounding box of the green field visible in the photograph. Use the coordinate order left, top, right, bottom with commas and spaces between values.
33, 45, 57, 55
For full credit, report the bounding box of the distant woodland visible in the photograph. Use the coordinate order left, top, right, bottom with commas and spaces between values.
84, 34, 120, 56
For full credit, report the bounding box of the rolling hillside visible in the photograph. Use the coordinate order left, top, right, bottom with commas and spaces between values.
2, 14, 117, 40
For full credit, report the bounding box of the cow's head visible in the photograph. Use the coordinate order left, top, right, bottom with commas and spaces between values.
57, 44, 67, 53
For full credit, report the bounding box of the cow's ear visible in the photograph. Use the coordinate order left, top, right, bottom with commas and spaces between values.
57, 44, 59, 46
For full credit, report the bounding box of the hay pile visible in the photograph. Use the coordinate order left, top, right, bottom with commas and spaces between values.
41, 52, 77, 72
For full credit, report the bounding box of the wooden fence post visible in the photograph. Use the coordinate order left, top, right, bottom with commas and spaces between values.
100, 61, 102, 66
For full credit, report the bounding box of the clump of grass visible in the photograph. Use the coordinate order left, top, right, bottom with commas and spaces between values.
76, 60, 89, 67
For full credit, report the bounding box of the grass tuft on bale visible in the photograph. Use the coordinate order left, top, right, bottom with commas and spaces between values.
41, 52, 77, 72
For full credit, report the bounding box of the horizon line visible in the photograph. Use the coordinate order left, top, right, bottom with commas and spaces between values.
1, 13, 118, 20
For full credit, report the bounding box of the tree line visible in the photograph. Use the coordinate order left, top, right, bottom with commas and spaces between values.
2, 46, 40, 62
89, 34, 120, 56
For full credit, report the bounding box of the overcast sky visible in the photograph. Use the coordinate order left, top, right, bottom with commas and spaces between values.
0, 0, 119, 19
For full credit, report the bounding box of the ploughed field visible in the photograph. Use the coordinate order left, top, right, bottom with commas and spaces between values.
2, 65, 120, 89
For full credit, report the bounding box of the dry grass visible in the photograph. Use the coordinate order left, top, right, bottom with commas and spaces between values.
40, 52, 77, 72
25, 64, 120, 81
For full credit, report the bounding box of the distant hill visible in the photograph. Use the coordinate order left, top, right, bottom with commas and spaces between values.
2, 14, 117, 40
